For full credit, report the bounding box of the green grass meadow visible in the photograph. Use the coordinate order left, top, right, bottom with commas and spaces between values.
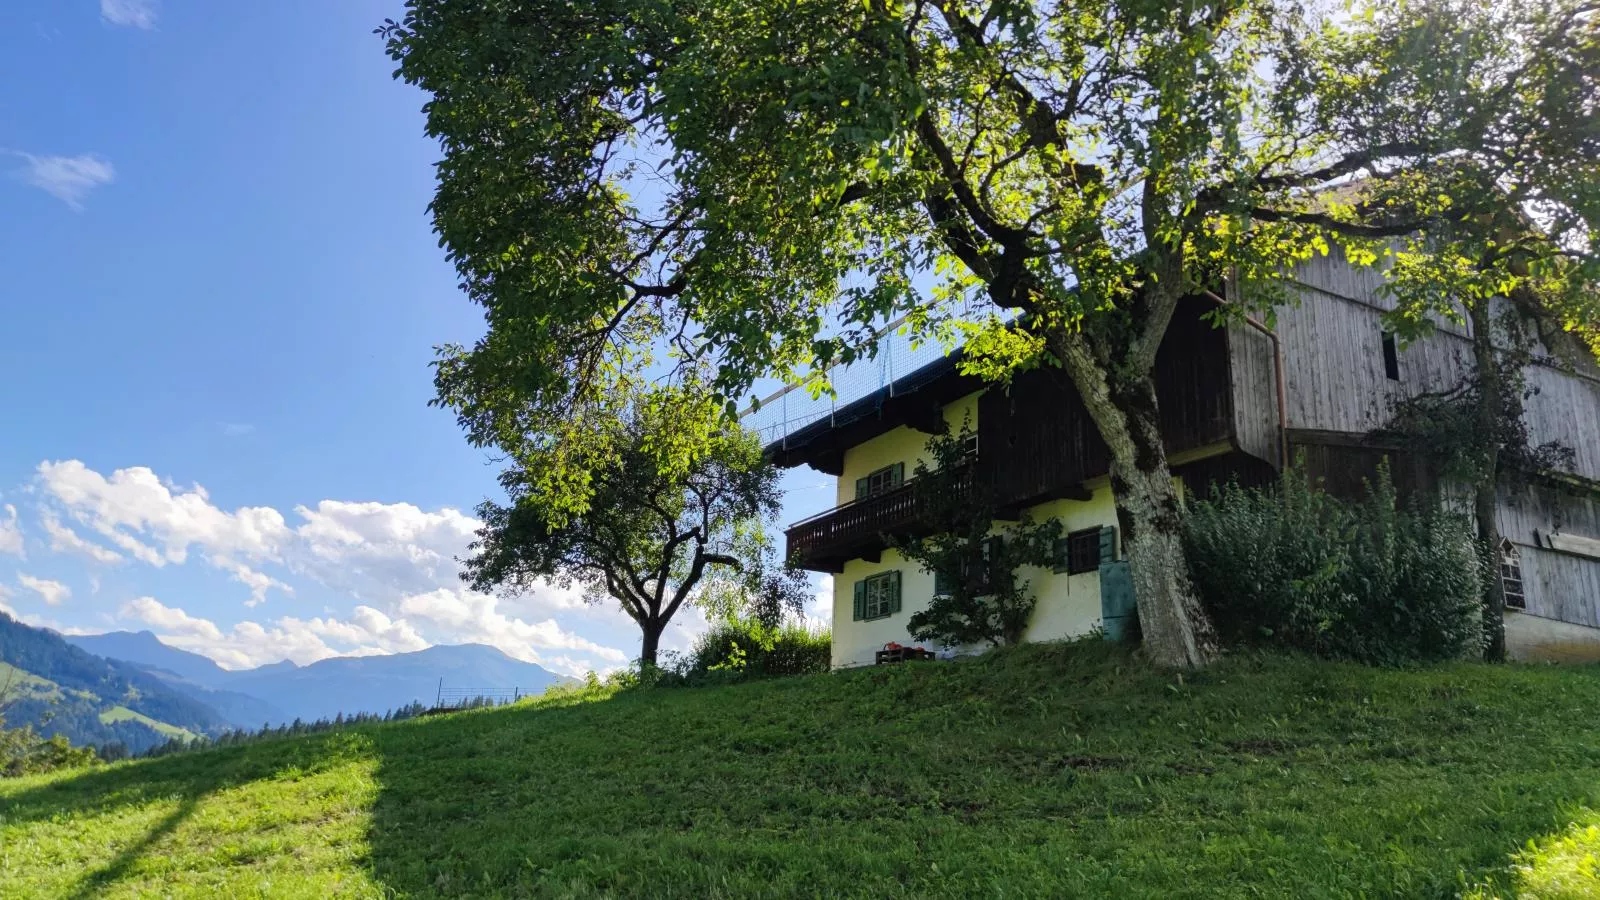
2, 642, 1599, 898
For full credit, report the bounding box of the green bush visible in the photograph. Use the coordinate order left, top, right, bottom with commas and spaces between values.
680, 619, 831, 683
1, 725, 99, 778
1183, 461, 1482, 664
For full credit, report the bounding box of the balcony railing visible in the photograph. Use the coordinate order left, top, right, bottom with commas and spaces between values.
785, 467, 974, 572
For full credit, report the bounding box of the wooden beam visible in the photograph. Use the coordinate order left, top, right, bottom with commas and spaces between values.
810, 449, 844, 476
904, 403, 949, 436
1537, 530, 1600, 561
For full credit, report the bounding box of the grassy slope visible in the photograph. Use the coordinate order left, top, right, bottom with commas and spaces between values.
96, 706, 198, 742
0, 662, 60, 700
1, 642, 1598, 899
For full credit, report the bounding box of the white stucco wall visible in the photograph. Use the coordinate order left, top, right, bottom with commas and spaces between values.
829, 483, 1120, 669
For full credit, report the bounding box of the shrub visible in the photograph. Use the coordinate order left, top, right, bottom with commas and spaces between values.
1, 725, 98, 778
1183, 461, 1482, 664
681, 619, 831, 683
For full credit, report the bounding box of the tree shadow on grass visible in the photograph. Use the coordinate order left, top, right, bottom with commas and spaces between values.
0, 728, 372, 897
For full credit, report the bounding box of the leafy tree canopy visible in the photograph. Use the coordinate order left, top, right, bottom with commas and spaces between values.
383, 0, 1597, 667
461, 380, 782, 665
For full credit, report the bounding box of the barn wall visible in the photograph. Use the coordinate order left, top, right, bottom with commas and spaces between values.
1225, 320, 1282, 468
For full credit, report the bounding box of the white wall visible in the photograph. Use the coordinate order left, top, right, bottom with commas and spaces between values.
828, 484, 1119, 669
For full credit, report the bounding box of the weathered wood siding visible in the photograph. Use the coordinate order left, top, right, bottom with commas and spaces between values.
1496, 483, 1600, 627
1275, 249, 1600, 483
978, 299, 1235, 508
1225, 320, 1281, 468
1522, 365, 1600, 484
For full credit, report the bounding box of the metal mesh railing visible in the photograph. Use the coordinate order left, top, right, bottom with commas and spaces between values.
738, 324, 959, 447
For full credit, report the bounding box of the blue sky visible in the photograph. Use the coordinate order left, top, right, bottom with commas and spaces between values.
0, 0, 834, 675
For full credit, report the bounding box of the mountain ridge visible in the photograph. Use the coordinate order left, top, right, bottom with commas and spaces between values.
63, 630, 567, 728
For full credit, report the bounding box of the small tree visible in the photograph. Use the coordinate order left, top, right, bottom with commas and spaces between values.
461, 382, 782, 667
895, 425, 1061, 649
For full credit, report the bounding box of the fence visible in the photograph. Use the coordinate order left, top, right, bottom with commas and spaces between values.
430, 681, 526, 713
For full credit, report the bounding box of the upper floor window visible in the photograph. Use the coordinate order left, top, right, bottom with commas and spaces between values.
853, 570, 902, 621
855, 462, 905, 500
1381, 331, 1401, 381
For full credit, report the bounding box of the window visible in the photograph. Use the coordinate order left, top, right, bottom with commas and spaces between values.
853, 571, 902, 621
959, 432, 979, 459
1500, 539, 1526, 610
855, 463, 905, 500
932, 536, 1003, 596
1054, 527, 1106, 575
1381, 331, 1401, 381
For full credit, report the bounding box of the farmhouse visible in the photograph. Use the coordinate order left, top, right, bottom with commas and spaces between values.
760, 252, 1600, 668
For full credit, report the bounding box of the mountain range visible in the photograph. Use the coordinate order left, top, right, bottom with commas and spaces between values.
1, 612, 567, 753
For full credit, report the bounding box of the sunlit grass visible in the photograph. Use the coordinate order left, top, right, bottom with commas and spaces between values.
3, 642, 1599, 898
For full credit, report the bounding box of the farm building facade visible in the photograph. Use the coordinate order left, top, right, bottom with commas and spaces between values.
760, 250, 1600, 667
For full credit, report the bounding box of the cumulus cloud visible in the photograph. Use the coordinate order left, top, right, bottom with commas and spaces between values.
210, 556, 292, 608
12, 152, 115, 209
399, 588, 628, 669
0, 504, 22, 557
17, 574, 70, 606
39, 460, 290, 565
101, 0, 158, 29
40, 510, 123, 564
40, 460, 630, 674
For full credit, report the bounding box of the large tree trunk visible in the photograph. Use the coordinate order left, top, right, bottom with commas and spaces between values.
1469, 301, 1508, 662
1057, 336, 1219, 669
639, 619, 664, 668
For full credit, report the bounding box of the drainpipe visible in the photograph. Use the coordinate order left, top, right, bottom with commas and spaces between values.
1204, 287, 1289, 470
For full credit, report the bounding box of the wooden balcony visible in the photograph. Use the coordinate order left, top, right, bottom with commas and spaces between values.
785, 471, 972, 573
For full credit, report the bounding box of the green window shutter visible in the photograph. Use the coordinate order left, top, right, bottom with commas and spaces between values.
1098, 526, 1117, 565
855, 476, 870, 501
852, 579, 866, 621
1051, 536, 1070, 573
933, 566, 952, 596
890, 462, 904, 488
887, 570, 902, 614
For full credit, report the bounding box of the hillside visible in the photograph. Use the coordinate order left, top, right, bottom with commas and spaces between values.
66, 631, 564, 726
2, 643, 1598, 898
0, 614, 228, 754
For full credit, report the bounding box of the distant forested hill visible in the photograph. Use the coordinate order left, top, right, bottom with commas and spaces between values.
0, 614, 229, 754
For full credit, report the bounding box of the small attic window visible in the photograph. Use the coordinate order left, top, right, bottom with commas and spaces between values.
1381, 331, 1401, 381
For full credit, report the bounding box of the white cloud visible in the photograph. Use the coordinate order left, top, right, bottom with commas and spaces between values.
40, 510, 123, 564
12, 152, 115, 209
38, 460, 290, 566
210, 555, 293, 608
40, 459, 628, 673
101, 0, 158, 29
399, 588, 627, 670
0, 504, 22, 558
17, 574, 70, 606
121, 596, 222, 640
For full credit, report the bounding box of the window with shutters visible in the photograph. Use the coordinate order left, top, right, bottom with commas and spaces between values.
932, 537, 1002, 596
1053, 528, 1104, 575
854, 463, 905, 500
853, 571, 902, 621
1499, 539, 1526, 610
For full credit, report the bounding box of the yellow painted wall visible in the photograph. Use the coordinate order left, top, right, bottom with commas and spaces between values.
829, 482, 1120, 669
835, 392, 981, 506
823, 384, 1205, 669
